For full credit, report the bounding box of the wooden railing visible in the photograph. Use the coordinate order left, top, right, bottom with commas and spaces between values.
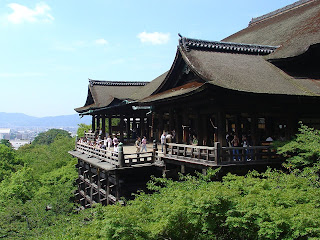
84, 133, 96, 141
165, 143, 279, 165
76, 142, 154, 167
165, 143, 219, 164
220, 146, 278, 165
76, 142, 119, 166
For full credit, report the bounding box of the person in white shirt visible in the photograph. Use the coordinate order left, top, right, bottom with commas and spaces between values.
160, 132, 166, 152
106, 135, 112, 150
113, 136, 119, 152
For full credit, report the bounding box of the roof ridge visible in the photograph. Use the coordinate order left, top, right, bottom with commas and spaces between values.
249, 0, 315, 26
178, 35, 279, 55
88, 79, 149, 87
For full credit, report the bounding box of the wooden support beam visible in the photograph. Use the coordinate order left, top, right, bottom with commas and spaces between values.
217, 111, 227, 146
92, 115, 96, 132
108, 117, 112, 137
126, 117, 131, 140
120, 115, 124, 142
251, 114, 258, 146
115, 173, 120, 201
175, 113, 183, 143
106, 172, 110, 205
97, 115, 101, 130
101, 116, 106, 138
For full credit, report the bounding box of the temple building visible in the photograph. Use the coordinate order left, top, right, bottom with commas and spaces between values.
71, 0, 320, 207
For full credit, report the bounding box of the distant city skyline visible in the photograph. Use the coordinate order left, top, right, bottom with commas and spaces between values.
1, 0, 297, 117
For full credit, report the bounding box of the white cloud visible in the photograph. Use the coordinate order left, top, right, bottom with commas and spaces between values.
137, 31, 170, 45
6, 2, 54, 24
94, 38, 108, 45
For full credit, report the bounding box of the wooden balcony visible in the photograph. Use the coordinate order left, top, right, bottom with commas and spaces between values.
164, 143, 281, 167
73, 142, 155, 169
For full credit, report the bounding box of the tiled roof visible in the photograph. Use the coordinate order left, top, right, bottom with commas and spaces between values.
181, 49, 320, 96
89, 79, 148, 87
179, 35, 279, 55
249, 0, 314, 26
223, 0, 320, 59
75, 80, 148, 113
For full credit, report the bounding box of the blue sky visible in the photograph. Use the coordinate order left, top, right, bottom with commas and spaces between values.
1, 0, 297, 117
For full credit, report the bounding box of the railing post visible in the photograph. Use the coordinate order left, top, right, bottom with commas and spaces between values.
118, 142, 125, 167
152, 140, 157, 163
214, 142, 221, 165
164, 143, 168, 156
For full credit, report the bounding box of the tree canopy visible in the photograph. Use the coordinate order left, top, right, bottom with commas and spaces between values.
1, 124, 320, 239
32, 128, 71, 145
0, 139, 12, 148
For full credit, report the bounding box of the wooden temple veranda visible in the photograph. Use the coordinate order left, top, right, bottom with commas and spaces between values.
69, 0, 320, 208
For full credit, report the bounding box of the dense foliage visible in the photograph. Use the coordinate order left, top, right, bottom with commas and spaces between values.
0, 139, 12, 148
277, 124, 320, 170
32, 128, 71, 145
0, 145, 24, 182
77, 123, 92, 138
0, 130, 77, 239
1, 125, 320, 239
56, 169, 320, 240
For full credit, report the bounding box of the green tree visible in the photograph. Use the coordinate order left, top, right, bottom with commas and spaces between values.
0, 139, 12, 148
277, 123, 320, 170
77, 123, 92, 138
0, 145, 24, 182
32, 129, 71, 145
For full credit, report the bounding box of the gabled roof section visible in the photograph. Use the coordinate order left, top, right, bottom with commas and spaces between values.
179, 36, 279, 55
139, 81, 205, 103
145, 34, 320, 100
129, 71, 168, 100
75, 80, 148, 113
181, 48, 320, 96
223, 0, 320, 59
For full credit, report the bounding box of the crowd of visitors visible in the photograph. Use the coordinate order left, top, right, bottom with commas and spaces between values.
77, 133, 120, 152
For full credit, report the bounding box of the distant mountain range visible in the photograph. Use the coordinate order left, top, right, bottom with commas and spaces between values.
0, 112, 91, 128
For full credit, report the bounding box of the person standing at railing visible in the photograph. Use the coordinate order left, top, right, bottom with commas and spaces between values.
141, 136, 147, 152
160, 132, 166, 152
231, 135, 240, 161
166, 132, 172, 144
106, 135, 112, 151
135, 137, 141, 153
242, 135, 251, 161
113, 135, 119, 152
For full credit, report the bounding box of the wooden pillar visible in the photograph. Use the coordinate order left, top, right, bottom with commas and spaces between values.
217, 111, 227, 146
120, 115, 124, 142
235, 114, 242, 138
92, 115, 96, 132
126, 117, 131, 140
101, 116, 106, 138
132, 117, 137, 138
146, 117, 150, 140
97, 115, 101, 130
251, 114, 258, 146
108, 117, 112, 137
176, 113, 183, 143
169, 109, 174, 132
286, 114, 298, 139
195, 112, 202, 145
97, 168, 101, 203
106, 171, 110, 205
202, 115, 208, 146
182, 110, 189, 144
140, 114, 145, 137
158, 111, 164, 140
115, 172, 120, 201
